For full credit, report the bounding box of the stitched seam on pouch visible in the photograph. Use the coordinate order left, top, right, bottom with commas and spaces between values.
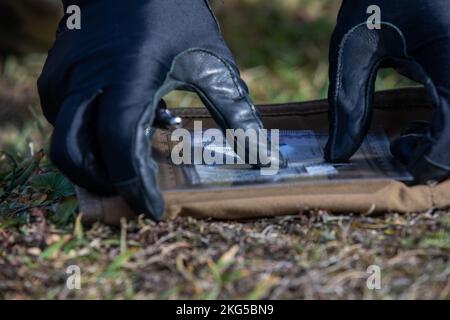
175, 104, 430, 119
429, 184, 437, 208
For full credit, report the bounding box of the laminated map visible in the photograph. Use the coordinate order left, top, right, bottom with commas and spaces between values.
156, 129, 413, 190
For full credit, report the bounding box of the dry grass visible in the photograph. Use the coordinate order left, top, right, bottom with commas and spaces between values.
0, 0, 448, 300
1, 206, 450, 299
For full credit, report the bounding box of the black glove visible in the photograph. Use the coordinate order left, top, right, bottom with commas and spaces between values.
325, 0, 450, 184
38, 0, 279, 221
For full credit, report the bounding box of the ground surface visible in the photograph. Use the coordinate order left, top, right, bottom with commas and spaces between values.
0, 0, 449, 300
1, 203, 450, 299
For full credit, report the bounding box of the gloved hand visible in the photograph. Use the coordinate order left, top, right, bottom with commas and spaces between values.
38, 0, 279, 221
325, 0, 450, 184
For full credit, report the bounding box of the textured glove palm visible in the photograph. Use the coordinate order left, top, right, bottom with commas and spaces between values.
325, 0, 450, 184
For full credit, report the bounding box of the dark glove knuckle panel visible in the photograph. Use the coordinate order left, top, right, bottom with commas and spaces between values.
39, 0, 262, 219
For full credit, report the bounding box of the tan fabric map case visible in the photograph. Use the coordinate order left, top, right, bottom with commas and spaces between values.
77, 88, 450, 225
